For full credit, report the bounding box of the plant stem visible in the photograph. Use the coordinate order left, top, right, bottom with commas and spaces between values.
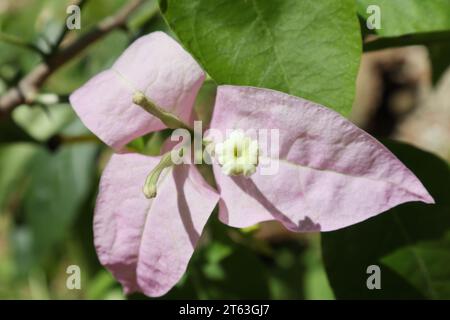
132, 91, 193, 132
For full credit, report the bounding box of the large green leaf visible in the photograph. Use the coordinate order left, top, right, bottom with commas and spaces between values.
322, 141, 450, 299
357, 0, 450, 37
161, 0, 362, 115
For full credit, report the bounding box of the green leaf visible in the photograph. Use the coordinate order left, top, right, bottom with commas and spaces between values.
161, 0, 362, 115
12, 103, 75, 142
0, 143, 38, 211
357, 0, 450, 37
86, 270, 122, 300
20, 142, 98, 268
322, 140, 450, 299
303, 235, 334, 300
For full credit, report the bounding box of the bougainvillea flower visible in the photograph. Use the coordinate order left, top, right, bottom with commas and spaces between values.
69, 32, 434, 297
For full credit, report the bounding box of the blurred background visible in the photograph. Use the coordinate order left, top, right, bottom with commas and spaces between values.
0, 0, 449, 299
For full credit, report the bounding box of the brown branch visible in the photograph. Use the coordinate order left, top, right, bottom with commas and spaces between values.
51, 0, 89, 51
0, 0, 144, 119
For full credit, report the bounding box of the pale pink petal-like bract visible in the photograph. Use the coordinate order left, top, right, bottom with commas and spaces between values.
94, 153, 218, 296
209, 85, 434, 232
69, 32, 205, 150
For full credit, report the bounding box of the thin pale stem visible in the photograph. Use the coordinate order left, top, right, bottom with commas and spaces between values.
143, 148, 184, 198
132, 91, 194, 132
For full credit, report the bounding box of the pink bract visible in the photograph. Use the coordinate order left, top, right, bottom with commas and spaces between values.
208, 85, 434, 232
94, 152, 219, 296
69, 32, 205, 150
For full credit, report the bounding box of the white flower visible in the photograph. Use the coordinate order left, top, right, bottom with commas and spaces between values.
215, 130, 259, 177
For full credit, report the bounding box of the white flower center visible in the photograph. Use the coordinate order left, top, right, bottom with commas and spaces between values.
215, 131, 259, 177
